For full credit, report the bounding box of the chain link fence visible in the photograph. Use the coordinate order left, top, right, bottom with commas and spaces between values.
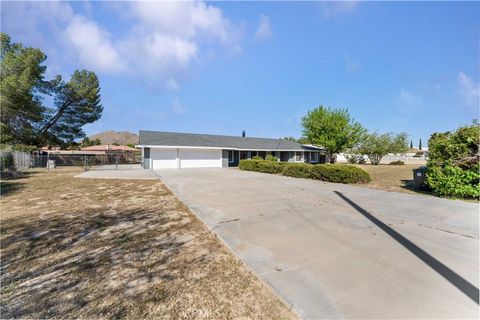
6, 152, 142, 171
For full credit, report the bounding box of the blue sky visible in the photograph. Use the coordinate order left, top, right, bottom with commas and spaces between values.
1, 1, 479, 146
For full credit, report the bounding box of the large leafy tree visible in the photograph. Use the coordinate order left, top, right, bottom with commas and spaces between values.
0, 33, 102, 146
0, 33, 47, 144
301, 106, 366, 162
356, 132, 409, 165
38, 70, 102, 143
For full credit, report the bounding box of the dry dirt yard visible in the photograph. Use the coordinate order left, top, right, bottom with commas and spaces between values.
353, 164, 423, 194
0, 168, 296, 319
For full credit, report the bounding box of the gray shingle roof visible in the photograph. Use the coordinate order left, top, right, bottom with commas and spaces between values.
138, 130, 318, 151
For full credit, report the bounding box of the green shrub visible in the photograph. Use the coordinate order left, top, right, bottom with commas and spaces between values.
239, 160, 283, 174
426, 165, 480, 199
426, 122, 480, 198
0, 151, 15, 172
240, 160, 370, 184
239, 159, 258, 171
389, 160, 405, 165
428, 124, 479, 167
281, 163, 312, 178
310, 164, 371, 183
252, 155, 263, 160
345, 154, 358, 164
265, 154, 278, 162
256, 160, 284, 174
346, 154, 367, 164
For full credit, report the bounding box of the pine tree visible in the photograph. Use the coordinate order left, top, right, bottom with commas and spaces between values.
419, 138, 422, 150
410, 140, 413, 148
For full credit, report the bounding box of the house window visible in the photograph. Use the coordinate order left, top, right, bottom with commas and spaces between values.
295, 152, 302, 162
144, 148, 150, 158
311, 152, 319, 163
228, 150, 234, 163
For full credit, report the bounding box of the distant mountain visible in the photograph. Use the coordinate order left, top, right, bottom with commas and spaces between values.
89, 130, 139, 145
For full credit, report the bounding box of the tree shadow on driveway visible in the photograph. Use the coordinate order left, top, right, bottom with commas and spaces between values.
334, 190, 479, 304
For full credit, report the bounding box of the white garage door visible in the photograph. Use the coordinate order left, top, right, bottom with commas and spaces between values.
179, 149, 222, 168
151, 148, 177, 169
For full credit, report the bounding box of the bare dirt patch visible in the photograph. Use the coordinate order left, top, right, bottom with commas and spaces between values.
1, 168, 295, 319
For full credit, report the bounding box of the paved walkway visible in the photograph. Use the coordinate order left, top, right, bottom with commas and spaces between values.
155, 168, 479, 319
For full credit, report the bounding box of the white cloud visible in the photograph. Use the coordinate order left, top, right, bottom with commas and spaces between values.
321, 1, 360, 19
64, 16, 124, 73
458, 72, 480, 108
397, 88, 423, 115
165, 78, 180, 91
254, 14, 272, 42
119, 1, 244, 88
128, 1, 241, 45
0, 1, 74, 78
171, 97, 188, 115
399, 88, 417, 104
344, 53, 359, 71
2, 0, 244, 90
117, 32, 198, 78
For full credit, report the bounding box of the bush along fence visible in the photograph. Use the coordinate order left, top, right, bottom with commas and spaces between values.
239, 159, 371, 184
425, 122, 480, 199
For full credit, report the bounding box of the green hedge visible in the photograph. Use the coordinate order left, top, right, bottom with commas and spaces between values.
426, 164, 480, 198
426, 122, 480, 199
0, 151, 15, 172
281, 163, 312, 178
238, 159, 284, 174
310, 164, 371, 183
238, 160, 370, 184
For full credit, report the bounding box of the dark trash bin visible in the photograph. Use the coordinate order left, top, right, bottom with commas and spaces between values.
412, 166, 427, 189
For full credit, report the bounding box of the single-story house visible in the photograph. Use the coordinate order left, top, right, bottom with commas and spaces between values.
137, 130, 326, 169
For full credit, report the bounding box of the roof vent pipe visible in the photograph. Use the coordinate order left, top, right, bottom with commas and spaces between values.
242, 130, 246, 137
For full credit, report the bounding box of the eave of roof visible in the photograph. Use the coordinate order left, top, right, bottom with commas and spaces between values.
138, 130, 323, 151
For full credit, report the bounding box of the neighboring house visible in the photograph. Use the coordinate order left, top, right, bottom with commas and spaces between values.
137, 130, 326, 169
80, 144, 138, 163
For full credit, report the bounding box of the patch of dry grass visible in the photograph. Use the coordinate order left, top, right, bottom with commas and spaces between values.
353, 164, 423, 194
1, 168, 296, 319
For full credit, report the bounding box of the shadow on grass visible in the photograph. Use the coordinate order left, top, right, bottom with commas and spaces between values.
0, 206, 205, 319
400, 178, 434, 196
1, 171, 36, 196
0, 180, 25, 196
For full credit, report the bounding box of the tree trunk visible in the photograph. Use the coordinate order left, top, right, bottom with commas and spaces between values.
368, 154, 382, 165
37, 101, 72, 138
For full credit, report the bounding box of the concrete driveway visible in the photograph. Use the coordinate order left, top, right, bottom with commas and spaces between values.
154, 168, 479, 319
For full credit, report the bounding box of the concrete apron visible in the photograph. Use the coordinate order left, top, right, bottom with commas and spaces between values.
154, 168, 479, 319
